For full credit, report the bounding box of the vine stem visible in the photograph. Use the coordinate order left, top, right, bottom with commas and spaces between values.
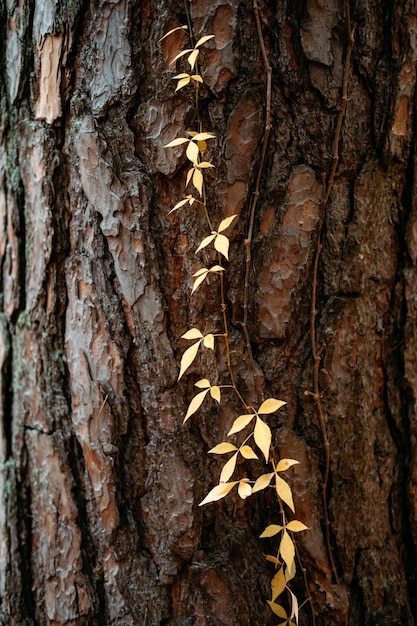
309, 0, 354, 588
240, 0, 272, 401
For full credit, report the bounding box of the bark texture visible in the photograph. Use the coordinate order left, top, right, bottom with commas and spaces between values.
1, 0, 417, 624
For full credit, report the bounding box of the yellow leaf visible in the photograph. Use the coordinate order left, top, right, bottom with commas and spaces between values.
220, 452, 238, 482
286, 520, 308, 532
184, 389, 210, 423
181, 328, 203, 340
173, 73, 190, 79
275, 475, 295, 512
285, 557, 296, 582
259, 524, 283, 538
193, 267, 209, 277
169, 197, 190, 213
186, 168, 193, 187
192, 74, 203, 83
172, 48, 193, 64
252, 472, 274, 493
198, 161, 215, 168
175, 77, 191, 91
239, 445, 258, 460
196, 233, 216, 253
199, 481, 237, 506
186, 140, 199, 164
178, 340, 201, 380
195, 34, 215, 48
264, 554, 280, 565
191, 271, 208, 293
209, 264, 224, 272
289, 590, 299, 624
258, 398, 286, 414
203, 334, 214, 349
188, 48, 199, 69
254, 417, 271, 462
193, 132, 216, 141
159, 25, 188, 42
214, 233, 230, 259
192, 168, 203, 195
218, 214, 237, 233
195, 378, 210, 388
237, 480, 252, 499
275, 458, 300, 472
197, 140, 207, 152
210, 385, 221, 402
271, 567, 286, 602
164, 137, 189, 148
227, 413, 255, 436
279, 530, 295, 571
208, 442, 238, 454
267, 600, 287, 618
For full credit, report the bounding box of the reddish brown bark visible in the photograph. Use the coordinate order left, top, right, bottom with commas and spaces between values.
1, 1, 417, 625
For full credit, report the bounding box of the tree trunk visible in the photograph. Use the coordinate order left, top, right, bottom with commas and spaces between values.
1, 0, 417, 624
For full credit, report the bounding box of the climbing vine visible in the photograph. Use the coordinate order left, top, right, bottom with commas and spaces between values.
160, 4, 309, 624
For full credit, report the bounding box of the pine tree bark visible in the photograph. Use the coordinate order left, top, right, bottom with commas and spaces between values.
1, 1, 417, 624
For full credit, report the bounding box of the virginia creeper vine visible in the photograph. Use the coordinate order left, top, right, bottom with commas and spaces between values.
160, 4, 309, 624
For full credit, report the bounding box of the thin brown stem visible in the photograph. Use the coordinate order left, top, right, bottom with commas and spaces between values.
240, 0, 272, 400
309, 0, 353, 587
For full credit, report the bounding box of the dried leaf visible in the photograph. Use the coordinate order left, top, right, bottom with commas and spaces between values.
192, 167, 203, 195
203, 333, 214, 349
290, 590, 299, 624
214, 233, 230, 260
193, 267, 209, 277
183, 388, 210, 423
195, 378, 211, 388
218, 214, 237, 233
188, 48, 199, 69
196, 233, 216, 253
279, 530, 295, 571
191, 271, 208, 293
237, 480, 252, 499
173, 72, 190, 79
264, 554, 280, 565
258, 398, 286, 414
285, 557, 296, 582
260, 524, 283, 538
169, 197, 190, 213
159, 25, 188, 42
178, 340, 201, 380
186, 168, 193, 187
209, 265, 224, 272
192, 74, 203, 83
227, 413, 255, 436
252, 472, 274, 493
208, 442, 238, 454
172, 48, 193, 64
199, 481, 237, 506
193, 132, 216, 141
175, 77, 191, 91
210, 385, 221, 402
164, 137, 189, 148
267, 601, 287, 619
198, 161, 215, 168
186, 140, 199, 164
254, 417, 272, 462
286, 520, 309, 533
271, 568, 286, 602
239, 445, 258, 460
220, 452, 238, 483
195, 34, 215, 47
275, 458, 300, 472
181, 328, 203, 340
275, 475, 295, 512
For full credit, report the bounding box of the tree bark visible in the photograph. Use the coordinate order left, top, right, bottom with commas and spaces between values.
1, 0, 417, 624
